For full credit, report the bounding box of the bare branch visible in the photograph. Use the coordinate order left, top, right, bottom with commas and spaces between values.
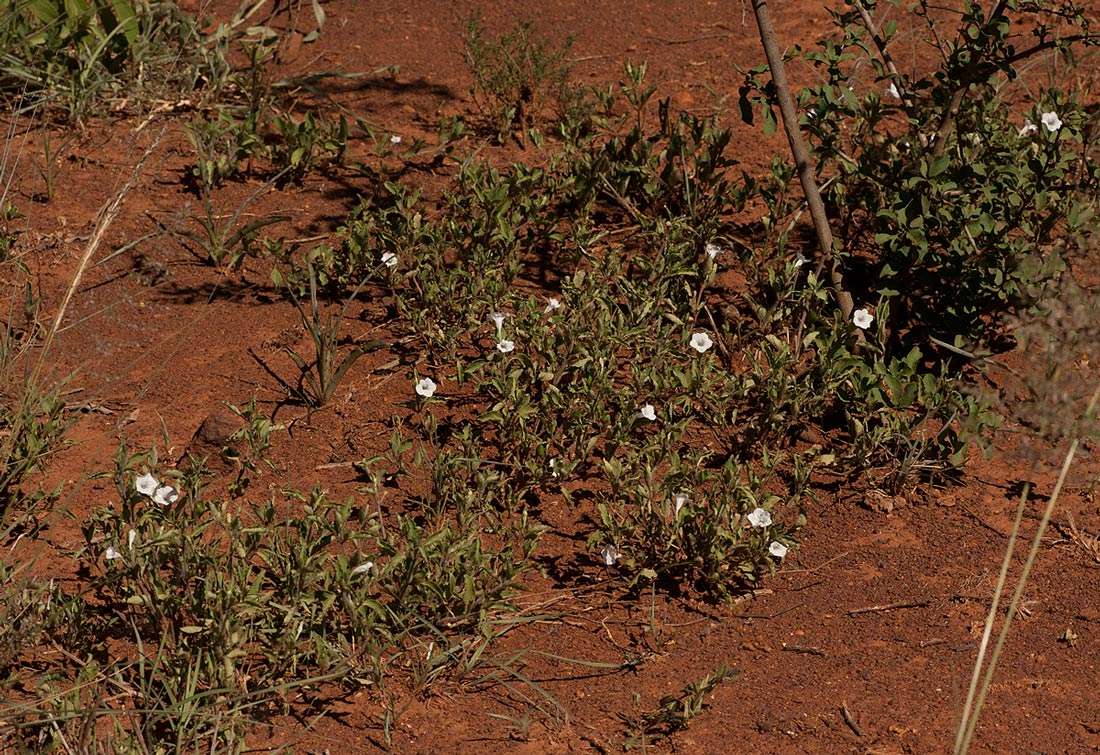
748, 0, 854, 320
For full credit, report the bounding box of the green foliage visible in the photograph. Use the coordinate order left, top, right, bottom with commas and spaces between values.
735, 0, 1096, 487
462, 16, 575, 142
186, 110, 263, 192
741, 0, 1097, 350
282, 263, 383, 407
269, 111, 348, 183
0, 0, 225, 121
0, 203, 19, 262
222, 397, 280, 498
0, 275, 68, 537
624, 665, 738, 749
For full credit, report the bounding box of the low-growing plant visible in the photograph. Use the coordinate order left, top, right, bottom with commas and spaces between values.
166, 176, 288, 270
281, 263, 383, 408
0, 274, 68, 537
623, 665, 738, 749
223, 396, 279, 497
0, 0, 233, 121
462, 15, 575, 143
593, 450, 808, 598
269, 111, 348, 183
186, 111, 264, 192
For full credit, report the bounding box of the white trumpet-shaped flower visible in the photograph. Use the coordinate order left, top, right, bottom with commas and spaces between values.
127, 529, 137, 551
351, 561, 374, 576
886, 82, 901, 100
1040, 111, 1062, 132
490, 311, 506, 334
105, 545, 122, 561
852, 308, 874, 330
705, 242, 722, 260
135, 473, 158, 497
545, 297, 561, 313
673, 492, 690, 516
689, 332, 713, 353
747, 507, 773, 529
415, 377, 437, 398
390, 134, 402, 144
1018, 121, 1037, 137
769, 541, 789, 559
152, 484, 179, 506
381, 251, 398, 269
496, 339, 515, 354
601, 544, 620, 566
639, 403, 657, 421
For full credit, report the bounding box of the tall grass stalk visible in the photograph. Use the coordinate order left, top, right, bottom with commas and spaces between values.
955, 383, 1100, 753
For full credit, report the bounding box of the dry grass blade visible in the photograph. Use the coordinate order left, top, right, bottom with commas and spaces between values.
957, 383, 1100, 753
953, 482, 1029, 753
0, 129, 163, 522
1065, 512, 1100, 564
34, 128, 164, 381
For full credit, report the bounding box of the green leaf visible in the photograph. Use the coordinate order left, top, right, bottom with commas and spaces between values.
928, 154, 950, 177
108, 0, 138, 47
762, 107, 777, 136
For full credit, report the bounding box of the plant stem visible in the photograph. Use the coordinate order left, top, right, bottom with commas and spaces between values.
749, 0, 854, 320
853, 0, 913, 111
958, 383, 1100, 752
953, 482, 1028, 753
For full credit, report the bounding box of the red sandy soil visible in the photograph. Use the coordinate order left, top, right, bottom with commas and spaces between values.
6, 1, 1100, 752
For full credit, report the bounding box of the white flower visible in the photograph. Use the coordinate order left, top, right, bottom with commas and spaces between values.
152, 484, 179, 506
1018, 121, 1037, 137
886, 82, 901, 100
1040, 111, 1062, 132
601, 544, 620, 566
747, 507, 773, 529
549, 458, 559, 477
135, 473, 158, 497
689, 332, 713, 353
705, 242, 722, 260
496, 339, 515, 354
351, 561, 374, 576
381, 251, 398, 269
415, 377, 437, 398
127, 529, 137, 551
490, 311, 506, 334
545, 297, 561, 313
793, 254, 806, 268
639, 403, 657, 421
390, 134, 402, 144
769, 541, 789, 559
673, 492, 690, 515
852, 307, 874, 330
104, 545, 122, 561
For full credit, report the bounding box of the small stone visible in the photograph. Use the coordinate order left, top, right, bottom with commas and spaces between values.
179, 407, 245, 468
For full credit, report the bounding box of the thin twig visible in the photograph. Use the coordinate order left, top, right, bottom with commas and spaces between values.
841, 702, 865, 737
846, 599, 930, 616
954, 483, 1028, 753
782, 644, 826, 657
853, 0, 914, 111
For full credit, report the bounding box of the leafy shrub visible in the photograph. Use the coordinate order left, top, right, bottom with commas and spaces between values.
462, 16, 574, 142
741, 0, 1097, 352
0, 0, 228, 120
269, 111, 348, 183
